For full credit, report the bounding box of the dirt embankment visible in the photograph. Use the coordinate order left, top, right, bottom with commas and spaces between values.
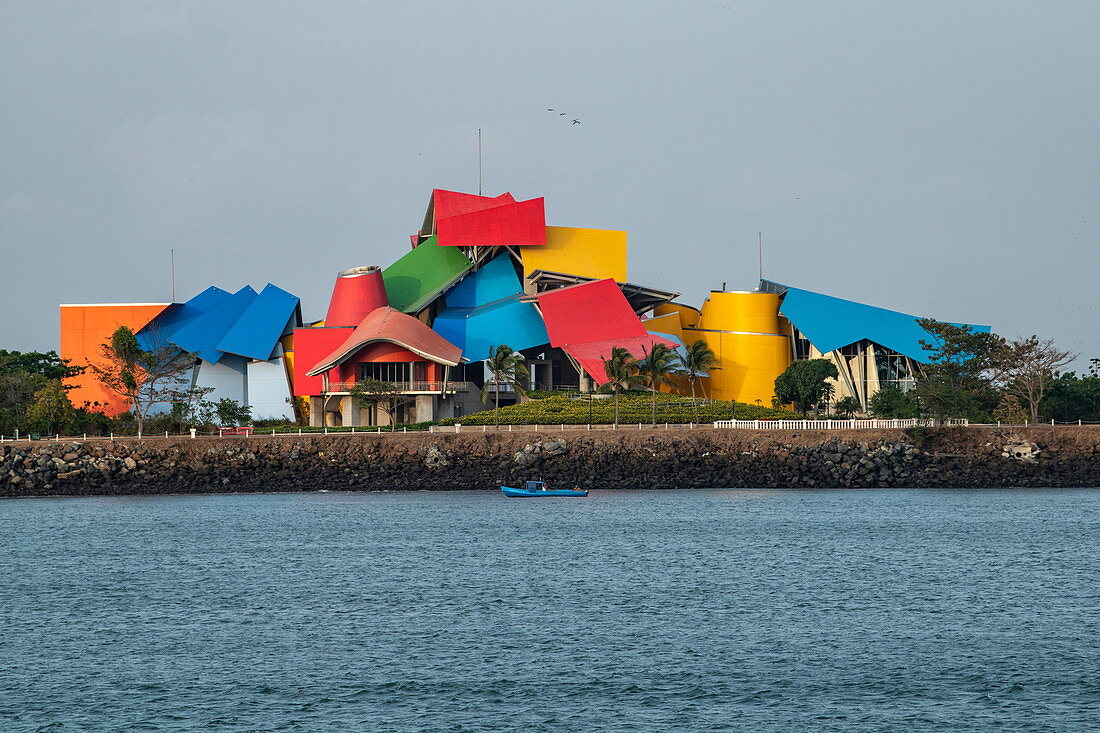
2, 427, 1099, 497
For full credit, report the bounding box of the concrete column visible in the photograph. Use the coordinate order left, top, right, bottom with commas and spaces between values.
414, 395, 436, 423
341, 396, 361, 426
309, 396, 325, 427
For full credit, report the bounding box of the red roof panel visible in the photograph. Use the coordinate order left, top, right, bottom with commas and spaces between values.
535, 279, 676, 384
436, 197, 546, 247
432, 189, 515, 221
536, 278, 645, 347
563, 334, 678, 386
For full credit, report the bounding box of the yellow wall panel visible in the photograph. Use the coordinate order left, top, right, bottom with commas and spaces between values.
654, 303, 700, 329
643, 312, 683, 341
522, 226, 627, 282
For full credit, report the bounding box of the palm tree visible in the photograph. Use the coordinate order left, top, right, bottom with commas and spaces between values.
481, 345, 529, 427
638, 342, 681, 425
601, 346, 644, 427
678, 339, 718, 421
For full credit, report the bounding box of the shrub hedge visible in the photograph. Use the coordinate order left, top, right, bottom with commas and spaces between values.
438, 393, 797, 426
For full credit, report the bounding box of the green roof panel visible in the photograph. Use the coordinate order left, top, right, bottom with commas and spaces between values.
382, 236, 474, 313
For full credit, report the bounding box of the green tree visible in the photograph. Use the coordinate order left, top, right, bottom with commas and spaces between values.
638, 342, 682, 425
0, 350, 83, 381
481, 345, 528, 427
26, 379, 76, 435
88, 326, 195, 436
773, 359, 839, 415
1041, 359, 1100, 423
171, 385, 217, 431
868, 386, 920, 418
998, 335, 1076, 424
834, 396, 862, 418
992, 393, 1029, 425
914, 319, 1006, 421
678, 339, 717, 405
214, 398, 252, 427
601, 346, 644, 427
349, 378, 412, 430
0, 371, 43, 429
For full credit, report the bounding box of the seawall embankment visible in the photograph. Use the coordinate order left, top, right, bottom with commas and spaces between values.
1, 427, 1098, 497
2, 422, 1100, 497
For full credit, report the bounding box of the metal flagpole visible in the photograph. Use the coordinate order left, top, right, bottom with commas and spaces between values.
477, 128, 482, 195
171, 248, 176, 301
758, 232, 762, 281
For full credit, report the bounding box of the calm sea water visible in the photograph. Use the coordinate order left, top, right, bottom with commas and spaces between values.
2, 489, 1098, 732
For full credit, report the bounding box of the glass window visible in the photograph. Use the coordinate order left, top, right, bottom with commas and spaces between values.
359, 362, 412, 385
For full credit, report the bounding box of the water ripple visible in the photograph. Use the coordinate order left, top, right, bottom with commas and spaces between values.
1, 488, 1098, 731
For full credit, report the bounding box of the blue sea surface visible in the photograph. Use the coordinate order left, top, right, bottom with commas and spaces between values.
2, 489, 1098, 732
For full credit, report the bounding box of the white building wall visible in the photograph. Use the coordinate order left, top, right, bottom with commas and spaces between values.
194, 355, 248, 406
247, 358, 294, 420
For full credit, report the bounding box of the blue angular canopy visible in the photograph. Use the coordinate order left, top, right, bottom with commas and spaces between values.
442, 254, 522, 308
137, 286, 231, 351
776, 284, 990, 363
433, 254, 549, 361
169, 286, 258, 364
217, 283, 301, 361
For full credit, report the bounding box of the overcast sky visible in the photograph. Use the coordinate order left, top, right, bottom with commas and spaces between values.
2, 1, 1097, 366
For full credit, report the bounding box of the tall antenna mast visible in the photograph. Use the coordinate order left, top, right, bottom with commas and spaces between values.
170, 248, 176, 302
477, 128, 482, 195
758, 232, 763, 282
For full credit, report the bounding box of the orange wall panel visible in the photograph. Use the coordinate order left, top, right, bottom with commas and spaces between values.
59, 304, 170, 415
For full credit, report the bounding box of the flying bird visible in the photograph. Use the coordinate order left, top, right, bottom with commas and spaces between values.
571, 119, 580, 124
560, 112, 566, 116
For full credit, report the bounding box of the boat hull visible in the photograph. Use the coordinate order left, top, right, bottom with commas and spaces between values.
501, 486, 588, 498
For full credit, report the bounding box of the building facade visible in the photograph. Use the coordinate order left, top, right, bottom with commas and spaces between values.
59, 187, 989, 422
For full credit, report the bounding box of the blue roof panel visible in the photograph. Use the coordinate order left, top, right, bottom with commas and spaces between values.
462, 297, 549, 362
169, 285, 258, 363
444, 254, 522, 309
776, 285, 990, 363
137, 286, 231, 350
433, 295, 549, 362
217, 283, 301, 360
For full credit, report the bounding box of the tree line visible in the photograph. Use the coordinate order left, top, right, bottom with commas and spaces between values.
0, 326, 253, 438
770, 320, 1095, 423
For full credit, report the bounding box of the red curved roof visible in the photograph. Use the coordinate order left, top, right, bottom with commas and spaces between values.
306, 307, 462, 376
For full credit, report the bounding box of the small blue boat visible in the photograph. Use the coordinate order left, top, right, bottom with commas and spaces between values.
501, 480, 588, 498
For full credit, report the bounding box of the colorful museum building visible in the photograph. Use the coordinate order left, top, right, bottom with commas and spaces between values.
59, 188, 989, 424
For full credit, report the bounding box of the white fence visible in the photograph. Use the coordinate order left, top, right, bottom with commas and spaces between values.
711, 418, 962, 430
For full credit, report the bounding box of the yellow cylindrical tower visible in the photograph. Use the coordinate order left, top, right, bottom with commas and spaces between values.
685, 291, 792, 405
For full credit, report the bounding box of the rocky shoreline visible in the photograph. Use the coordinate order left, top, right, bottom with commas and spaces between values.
1, 427, 1098, 498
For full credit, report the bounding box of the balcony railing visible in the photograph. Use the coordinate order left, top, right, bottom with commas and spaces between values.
325, 381, 471, 394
